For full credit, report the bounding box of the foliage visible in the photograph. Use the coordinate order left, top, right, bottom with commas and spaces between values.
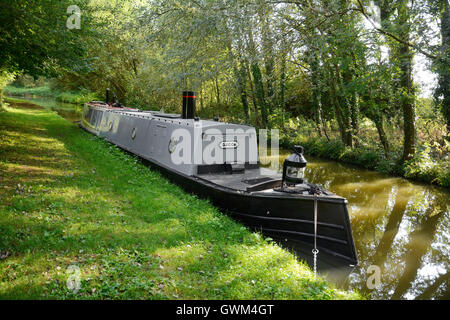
53, 90, 99, 105
403, 143, 450, 187
0, 70, 15, 109
280, 116, 448, 187
0, 71, 15, 89
0, 0, 97, 77
282, 135, 384, 170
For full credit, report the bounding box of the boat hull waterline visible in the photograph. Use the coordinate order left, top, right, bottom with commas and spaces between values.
80, 101, 358, 266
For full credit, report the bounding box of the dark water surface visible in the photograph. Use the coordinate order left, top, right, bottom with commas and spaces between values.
12, 97, 449, 299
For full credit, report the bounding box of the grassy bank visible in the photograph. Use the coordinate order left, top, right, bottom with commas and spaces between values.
0, 101, 361, 300
4, 85, 98, 105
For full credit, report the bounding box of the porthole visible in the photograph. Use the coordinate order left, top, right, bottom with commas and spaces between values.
131, 127, 137, 140
168, 137, 178, 154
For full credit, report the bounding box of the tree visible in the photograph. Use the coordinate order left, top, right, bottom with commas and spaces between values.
0, 70, 15, 109
432, 0, 450, 133
0, 0, 93, 77
395, 0, 417, 162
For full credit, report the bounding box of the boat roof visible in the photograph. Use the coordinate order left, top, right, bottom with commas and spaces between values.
87, 102, 254, 130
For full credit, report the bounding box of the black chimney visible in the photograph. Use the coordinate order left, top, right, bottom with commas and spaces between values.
105, 88, 110, 104
182, 91, 196, 119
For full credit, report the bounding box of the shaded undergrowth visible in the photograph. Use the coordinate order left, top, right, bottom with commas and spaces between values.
280, 136, 449, 188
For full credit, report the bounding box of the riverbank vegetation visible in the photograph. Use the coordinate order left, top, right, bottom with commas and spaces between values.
1, 0, 448, 187
3, 77, 98, 105
0, 100, 361, 299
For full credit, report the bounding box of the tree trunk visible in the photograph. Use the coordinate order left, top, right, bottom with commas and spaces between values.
246, 27, 267, 127
258, 3, 275, 114
329, 65, 347, 145
374, 0, 416, 160
318, 84, 331, 141
0, 87, 3, 111
373, 115, 390, 158
246, 64, 259, 126
215, 76, 220, 106
335, 105, 346, 144
252, 63, 268, 127
262, 24, 275, 115
397, 1, 416, 162
200, 86, 204, 111
321, 111, 330, 141
350, 96, 359, 146
340, 65, 354, 148
439, 0, 450, 132
265, 59, 275, 114
238, 65, 250, 122
279, 54, 286, 111
401, 88, 416, 162
350, 52, 360, 146
224, 31, 249, 123
310, 52, 323, 137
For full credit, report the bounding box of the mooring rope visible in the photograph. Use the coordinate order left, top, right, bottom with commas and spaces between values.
312, 195, 319, 278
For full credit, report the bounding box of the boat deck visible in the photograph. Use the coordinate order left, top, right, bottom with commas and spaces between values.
195, 167, 282, 192
195, 167, 343, 200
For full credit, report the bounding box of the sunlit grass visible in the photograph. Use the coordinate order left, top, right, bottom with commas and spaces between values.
0, 102, 362, 300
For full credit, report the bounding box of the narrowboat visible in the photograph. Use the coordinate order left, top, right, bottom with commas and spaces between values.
80, 90, 358, 267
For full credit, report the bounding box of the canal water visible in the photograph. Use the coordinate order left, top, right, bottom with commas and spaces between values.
9, 96, 449, 300
262, 150, 449, 300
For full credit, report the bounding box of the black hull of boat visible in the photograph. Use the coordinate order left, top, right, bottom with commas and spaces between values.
151, 160, 358, 266
100, 132, 359, 266
79, 108, 358, 267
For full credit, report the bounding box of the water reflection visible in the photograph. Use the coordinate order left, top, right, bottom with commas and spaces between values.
264, 150, 449, 300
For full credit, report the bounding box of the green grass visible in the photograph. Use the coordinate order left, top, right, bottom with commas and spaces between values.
0, 101, 361, 300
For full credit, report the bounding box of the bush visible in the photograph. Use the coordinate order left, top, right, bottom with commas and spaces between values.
401, 143, 449, 186
280, 135, 449, 188
54, 89, 99, 105
375, 157, 397, 174
340, 147, 382, 169
436, 167, 450, 187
